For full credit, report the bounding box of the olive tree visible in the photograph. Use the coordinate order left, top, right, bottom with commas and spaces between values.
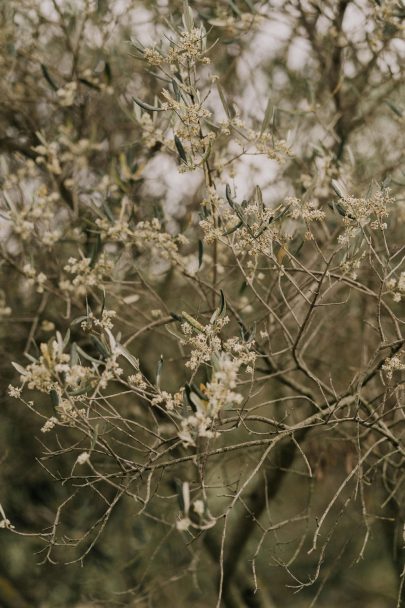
0, 0, 404, 606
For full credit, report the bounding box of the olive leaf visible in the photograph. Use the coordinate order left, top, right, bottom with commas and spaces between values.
174, 135, 188, 164
156, 354, 163, 389
132, 96, 164, 112
210, 289, 226, 323
198, 240, 204, 269
40, 64, 58, 91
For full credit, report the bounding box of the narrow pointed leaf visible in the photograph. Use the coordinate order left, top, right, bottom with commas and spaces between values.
133, 96, 164, 112
174, 135, 188, 164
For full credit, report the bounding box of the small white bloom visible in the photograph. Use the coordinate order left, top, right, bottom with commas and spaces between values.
41, 416, 58, 433
0, 518, 14, 529
77, 451, 90, 465
8, 385, 22, 398
193, 500, 205, 516
176, 517, 191, 531
382, 355, 405, 380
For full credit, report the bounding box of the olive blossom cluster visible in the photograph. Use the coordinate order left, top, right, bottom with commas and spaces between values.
132, 9, 289, 175
96, 215, 188, 267
180, 312, 229, 370
22, 263, 48, 294
227, 120, 292, 163
386, 271, 405, 302
34, 129, 105, 181
9, 325, 127, 429
204, 352, 244, 417
179, 308, 256, 372
178, 410, 219, 447
12, 334, 93, 396
178, 352, 245, 447
199, 186, 328, 269
55, 81, 78, 107
59, 254, 114, 295
161, 88, 213, 136
288, 197, 326, 223
136, 111, 165, 150
143, 24, 210, 69
334, 188, 395, 247
80, 308, 116, 331
199, 188, 280, 254
55, 69, 113, 107
3, 179, 62, 246
382, 353, 405, 380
